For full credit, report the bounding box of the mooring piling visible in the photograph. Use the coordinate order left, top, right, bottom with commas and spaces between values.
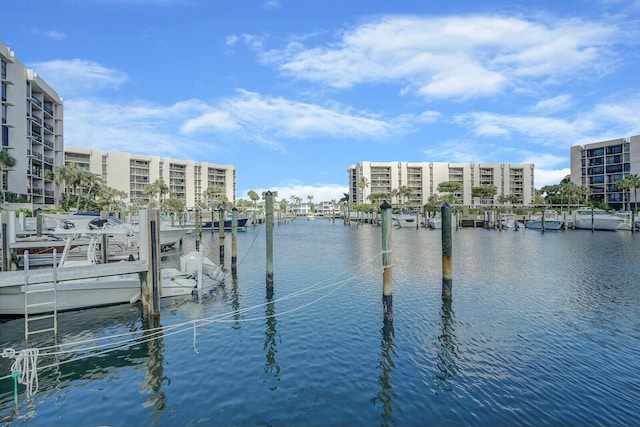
138, 209, 161, 317
266, 191, 274, 290
195, 210, 202, 251
231, 207, 238, 272
441, 202, 453, 301
219, 207, 225, 264
380, 200, 393, 322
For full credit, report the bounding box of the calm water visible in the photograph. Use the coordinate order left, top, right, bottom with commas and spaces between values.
1, 219, 640, 426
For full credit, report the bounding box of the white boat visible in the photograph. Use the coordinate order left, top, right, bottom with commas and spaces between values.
525, 219, 564, 230
47, 214, 193, 249
306, 213, 316, 221
396, 214, 419, 228
501, 218, 524, 230
572, 208, 626, 231
428, 213, 457, 229
0, 231, 225, 316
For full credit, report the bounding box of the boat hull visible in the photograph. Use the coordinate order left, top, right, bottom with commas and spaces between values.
396, 215, 418, 228
203, 217, 252, 230
526, 220, 564, 230
574, 218, 624, 231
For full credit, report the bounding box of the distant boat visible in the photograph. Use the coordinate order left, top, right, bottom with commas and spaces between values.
306, 213, 316, 221
428, 213, 456, 229
572, 208, 626, 231
525, 219, 564, 230
203, 217, 252, 231
396, 214, 418, 228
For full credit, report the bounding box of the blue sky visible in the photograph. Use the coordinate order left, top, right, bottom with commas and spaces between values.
3, 0, 640, 203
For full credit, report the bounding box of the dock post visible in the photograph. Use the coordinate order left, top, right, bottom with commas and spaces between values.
632, 210, 636, 233
381, 201, 393, 323
36, 210, 43, 237
195, 210, 201, 251
139, 209, 161, 316
441, 202, 453, 301
219, 207, 225, 264
541, 207, 546, 233
100, 211, 109, 263
1, 211, 9, 272
266, 191, 274, 290
231, 207, 238, 272
591, 207, 595, 232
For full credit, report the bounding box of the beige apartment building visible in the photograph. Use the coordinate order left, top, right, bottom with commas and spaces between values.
570, 135, 640, 211
347, 161, 535, 208
1, 41, 64, 210
65, 147, 236, 209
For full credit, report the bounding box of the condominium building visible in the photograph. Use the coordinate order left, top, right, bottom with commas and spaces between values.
1, 41, 64, 209
64, 147, 236, 209
347, 161, 535, 207
569, 135, 640, 211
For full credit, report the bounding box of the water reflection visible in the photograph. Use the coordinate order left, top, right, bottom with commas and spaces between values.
263, 290, 280, 391
231, 271, 241, 329
140, 315, 167, 424
371, 322, 397, 427
435, 300, 458, 393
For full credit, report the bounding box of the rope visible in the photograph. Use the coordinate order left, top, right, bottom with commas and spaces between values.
193, 321, 199, 353
0, 248, 386, 389
2, 347, 40, 398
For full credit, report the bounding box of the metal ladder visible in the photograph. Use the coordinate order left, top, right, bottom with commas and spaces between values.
23, 250, 58, 342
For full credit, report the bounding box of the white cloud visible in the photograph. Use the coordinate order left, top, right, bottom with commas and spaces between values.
259, 14, 619, 100
534, 167, 571, 187
64, 98, 229, 159
262, 0, 281, 10
182, 89, 404, 143
531, 95, 573, 113
417, 110, 441, 123
45, 30, 66, 40
182, 111, 239, 133
29, 59, 128, 97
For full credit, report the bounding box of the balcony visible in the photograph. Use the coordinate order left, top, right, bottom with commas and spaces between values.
43, 122, 54, 132
30, 132, 42, 142
29, 96, 42, 108
44, 105, 54, 116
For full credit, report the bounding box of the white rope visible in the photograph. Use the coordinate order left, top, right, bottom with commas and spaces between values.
0, 248, 387, 383
3, 347, 40, 398
193, 321, 199, 353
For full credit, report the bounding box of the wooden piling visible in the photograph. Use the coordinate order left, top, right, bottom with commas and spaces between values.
441, 202, 453, 301
1, 211, 9, 272
381, 201, 393, 322
266, 191, 274, 290
36, 211, 43, 237
232, 207, 238, 272
219, 207, 225, 264
195, 210, 202, 251
139, 209, 161, 316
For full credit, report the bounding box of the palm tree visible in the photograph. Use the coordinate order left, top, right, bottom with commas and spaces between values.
307, 195, 314, 213
358, 176, 369, 205
627, 173, 640, 212
76, 169, 102, 211
204, 185, 222, 209
0, 150, 16, 205
399, 186, 412, 208
247, 190, 259, 212
616, 178, 632, 211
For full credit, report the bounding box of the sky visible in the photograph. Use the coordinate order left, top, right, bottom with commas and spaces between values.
3, 0, 640, 203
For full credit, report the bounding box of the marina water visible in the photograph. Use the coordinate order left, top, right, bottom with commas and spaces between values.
1, 219, 640, 426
